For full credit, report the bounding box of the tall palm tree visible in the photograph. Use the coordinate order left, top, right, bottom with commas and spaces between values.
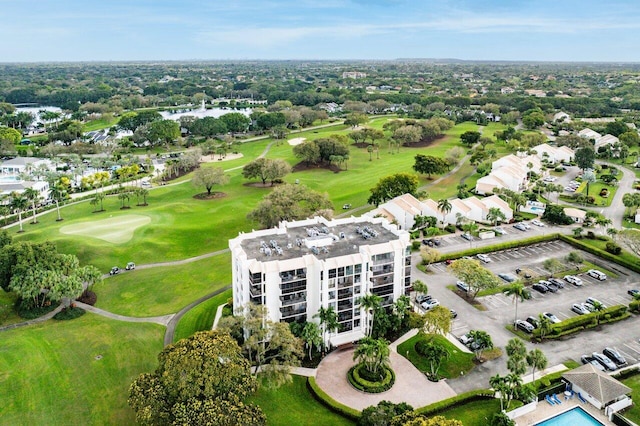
437, 198, 452, 230
503, 283, 531, 325
10, 192, 28, 232
590, 300, 605, 325
23, 188, 40, 224
359, 293, 382, 337
526, 349, 548, 382
49, 184, 67, 221
313, 306, 339, 352
537, 314, 552, 341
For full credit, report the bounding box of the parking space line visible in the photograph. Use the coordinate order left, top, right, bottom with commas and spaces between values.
623, 343, 640, 356
618, 348, 637, 363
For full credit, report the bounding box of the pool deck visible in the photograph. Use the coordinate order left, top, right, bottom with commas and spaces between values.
515, 399, 614, 425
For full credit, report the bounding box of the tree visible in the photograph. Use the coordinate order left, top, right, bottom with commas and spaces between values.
412, 280, 428, 300
543, 258, 563, 275
565, 251, 584, 267
467, 330, 493, 361
300, 321, 322, 360
248, 184, 333, 228
147, 119, 180, 146
437, 199, 452, 230
419, 340, 450, 380
49, 183, 68, 221
572, 226, 584, 238
128, 330, 264, 426
489, 374, 510, 412
542, 204, 574, 225
392, 125, 422, 146
360, 400, 413, 426
394, 415, 462, 426
314, 306, 339, 352
460, 131, 481, 147
344, 112, 368, 128
353, 337, 390, 377
219, 304, 303, 388
192, 167, 229, 195
526, 349, 547, 381
292, 140, 321, 165
242, 158, 291, 186
450, 259, 501, 300
422, 306, 451, 336
23, 187, 40, 224
575, 146, 595, 171
583, 170, 596, 197
607, 227, 618, 241
359, 293, 382, 337
419, 247, 440, 269
219, 112, 250, 135
506, 338, 527, 376
9, 192, 28, 232
537, 314, 552, 340
486, 207, 506, 226
367, 173, 419, 207
0, 126, 21, 144
503, 283, 530, 325
412, 154, 448, 179
491, 412, 515, 426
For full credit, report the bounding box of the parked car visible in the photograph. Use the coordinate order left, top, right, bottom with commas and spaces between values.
564, 275, 583, 286
581, 355, 606, 371
603, 347, 627, 366
531, 219, 545, 227
450, 309, 458, 319
456, 281, 470, 292
461, 233, 473, 241
539, 280, 557, 292
564, 186, 576, 192
126, 262, 136, 270
342, 204, 352, 210
422, 239, 433, 246
498, 273, 517, 283
525, 316, 539, 329
515, 319, 534, 333
459, 333, 474, 345
587, 269, 607, 281
585, 297, 606, 309
522, 222, 531, 230
628, 289, 640, 297
494, 227, 506, 235
513, 223, 527, 232
416, 294, 432, 304
477, 253, 491, 263
109, 266, 120, 275
580, 354, 594, 364
543, 312, 561, 324
548, 278, 565, 288
571, 303, 590, 315
592, 352, 617, 371
433, 238, 441, 246
444, 259, 453, 265
532, 283, 549, 293
421, 299, 440, 311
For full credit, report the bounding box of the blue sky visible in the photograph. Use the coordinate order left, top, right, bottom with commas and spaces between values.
2, 0, 639, 62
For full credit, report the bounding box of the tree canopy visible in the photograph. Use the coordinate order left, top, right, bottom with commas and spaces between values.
192, 167, 229, 195
368, 173, 419, 207
242, 158, 291, 186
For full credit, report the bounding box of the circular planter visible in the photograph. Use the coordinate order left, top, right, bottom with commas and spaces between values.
347, 364, 395, 393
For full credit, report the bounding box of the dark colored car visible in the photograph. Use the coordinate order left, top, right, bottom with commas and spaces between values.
525, 316, 539, 329
498, 273, 517, 283
603, 347, 627, 366
548, 278, 565, 288
532, 283, 549, 293
433, 238, 441, 246
422, 239, 433, 246
628, 289, 640, 297
416, 294, 432, 304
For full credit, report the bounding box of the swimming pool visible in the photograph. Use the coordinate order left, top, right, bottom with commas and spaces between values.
535, 406, 604, 426
0, 176, 20, 183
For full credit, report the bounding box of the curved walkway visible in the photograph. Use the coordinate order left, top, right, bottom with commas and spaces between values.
163, 285, 231, 346
74, 301, 174, 326
314, 347, 456, 411
0, 304, 65, 332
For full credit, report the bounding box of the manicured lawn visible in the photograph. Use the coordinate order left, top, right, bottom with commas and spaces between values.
440, 398, 503, 425
397, 333, 476, 379
0, 290, 20, 326
83, 115, 120, 132
621, 374, 640, 424
94, 254, 231, 317
0, 315, 163, 426
247, 375, 355, 426
172, 289, 231, 342
576, 181, 617, 207
570, 237, 637, 271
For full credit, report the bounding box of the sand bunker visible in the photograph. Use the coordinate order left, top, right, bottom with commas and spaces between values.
60, 214, 151, 244
200, 153, 243, 163
288, 137, 307, 146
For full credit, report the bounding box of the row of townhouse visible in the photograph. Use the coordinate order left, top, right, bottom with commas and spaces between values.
366, 193, 513, 231
475, 154, 544, 195
578, 128, 620, 151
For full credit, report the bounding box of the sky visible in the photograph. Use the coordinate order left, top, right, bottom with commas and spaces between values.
2, 0, 640, 62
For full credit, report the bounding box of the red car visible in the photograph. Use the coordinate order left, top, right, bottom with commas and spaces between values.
445, 259, 453, 265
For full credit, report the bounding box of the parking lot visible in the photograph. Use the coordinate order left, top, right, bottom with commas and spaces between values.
415, 239, 640, 373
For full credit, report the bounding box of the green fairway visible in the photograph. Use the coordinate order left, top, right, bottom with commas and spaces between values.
60, 214, 151, 244
94, 254, 231, 317
247, 375, 355, 426
0, 315, 163, 426
172, 289, 231, 342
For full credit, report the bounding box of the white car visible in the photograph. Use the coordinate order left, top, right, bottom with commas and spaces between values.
494, 227, 506, 235
564, 275, 583, 286
476, 254, 491, 263
522, 222, 531, 230
571, 303, 590, 315
587, 269, 607, 281
564, 186, 576, 192
531, 219, 545, 227
421, 299, 440, 311
543, 312, 561, 324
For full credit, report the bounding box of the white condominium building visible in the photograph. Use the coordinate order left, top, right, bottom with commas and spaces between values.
229, 216, 411, 347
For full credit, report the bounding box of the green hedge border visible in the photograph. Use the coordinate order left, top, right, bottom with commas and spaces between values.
347, 364, 395, 393
532, 305, 630, 340
306, 376, 361, 421
559, 235, 640, 274
413, 389, 495, 416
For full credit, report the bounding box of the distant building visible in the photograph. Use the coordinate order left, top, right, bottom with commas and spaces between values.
229, 216, 411, 347
564, 207, 587, 223
553, 111, 571, 123
595, 134, 619, 151
342, 71, 367, 79
0, 157, 52, 176
578, 128, 602, 141
532, 143, 574, 164
476, 154, 543, 195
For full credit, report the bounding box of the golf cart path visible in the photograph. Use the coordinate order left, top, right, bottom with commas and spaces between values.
74, 301, 174, 326
0, 304, 65, 332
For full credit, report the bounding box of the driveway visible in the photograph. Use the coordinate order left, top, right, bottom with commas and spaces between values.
315, 347, 456, 411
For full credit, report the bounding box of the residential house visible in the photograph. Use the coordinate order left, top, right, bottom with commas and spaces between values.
532, 143, 574, 164
0, 157, 52, 176
564, 207, 587, 223
578, 128, 602, 141
480, 195, 514, 221
595, 134, 619, 151
562, 364, 632, 411
553, 111, 571, 123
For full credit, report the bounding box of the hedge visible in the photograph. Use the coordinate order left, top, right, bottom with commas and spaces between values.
613, 367, 640, 381
347, 364, 395, 393
533, 305, 629, 340
306, 376, 361, 420
559, 235, 640, 274
439, 234, 560, 261
413, 389, 495, 416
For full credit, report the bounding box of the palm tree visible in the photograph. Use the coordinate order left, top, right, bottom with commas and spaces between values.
437, 198, 452, 230
94, 193, 105, 212
572, 227, 584, 238
591, 300, 605, 325
486, 207, 506, 226
595, 217, 612, 235
503, 283, 531, 325
301, 322, 322, 360
10, 192, 28, 232
537, 314, 552, 341
23, 188, 40, 224
607, 228, 618, 241
489, 374, 509, 411
505, 373, 523, 409
313, 306, 339, 353
526, 349, 548, 382
353, 337, 390, 377
359, 293, 382, 337
49, 184, 67, 221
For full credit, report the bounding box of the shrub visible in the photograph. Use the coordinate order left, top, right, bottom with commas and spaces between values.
560, 235, 640, 274
54, 306, 86, 320
586, 231, 595, 239
630, 300, 640, 313
348, 364, 395, 393
605, 242, 622, 255
413, 389, 494, 416
587, 196, 595, 204
307, 377, 361, 420
444, 224, 456, 233
411, 241, 421, 251
77, 290, 97, 305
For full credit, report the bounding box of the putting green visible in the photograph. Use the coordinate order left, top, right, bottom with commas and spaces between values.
60, 214, 151, 244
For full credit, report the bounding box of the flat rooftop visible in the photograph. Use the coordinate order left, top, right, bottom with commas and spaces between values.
240, 221, 399, 262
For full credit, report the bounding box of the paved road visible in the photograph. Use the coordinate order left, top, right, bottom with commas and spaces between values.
596, 161, 635, 229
